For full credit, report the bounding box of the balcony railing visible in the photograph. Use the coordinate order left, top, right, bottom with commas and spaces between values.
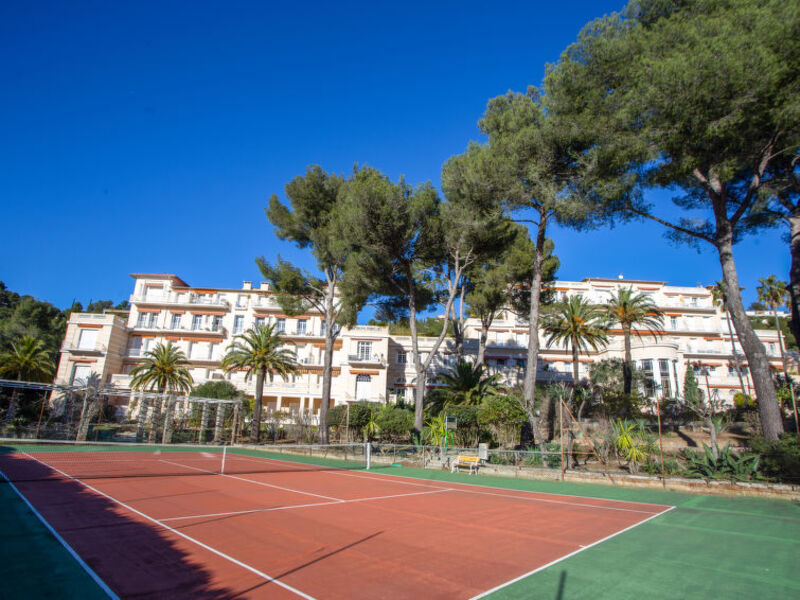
62, 343, 107, 354
130, 293, 230, 308
348, 354, 384, 365
132, 323, 227, 336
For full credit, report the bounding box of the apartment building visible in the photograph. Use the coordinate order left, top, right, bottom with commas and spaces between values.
54, 274, 787, 421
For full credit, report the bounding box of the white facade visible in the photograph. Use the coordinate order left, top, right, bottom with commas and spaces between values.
54, 274, 788, 419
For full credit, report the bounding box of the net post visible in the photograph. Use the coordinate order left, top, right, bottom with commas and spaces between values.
365, 442, 371, 470
220, 445, 227, 475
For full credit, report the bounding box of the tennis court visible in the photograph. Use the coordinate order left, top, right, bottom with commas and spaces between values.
0, 441, 672, 599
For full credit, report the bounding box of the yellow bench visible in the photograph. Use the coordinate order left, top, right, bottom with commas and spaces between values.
450, 455, 481, 474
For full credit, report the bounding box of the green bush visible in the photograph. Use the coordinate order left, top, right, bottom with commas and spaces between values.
749, 435, 800, 483
733, 393, 756, 408
375, 404, 414, 439
681, 443, 760, 482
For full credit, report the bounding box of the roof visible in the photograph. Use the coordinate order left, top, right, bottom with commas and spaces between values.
129, 273, 190, 287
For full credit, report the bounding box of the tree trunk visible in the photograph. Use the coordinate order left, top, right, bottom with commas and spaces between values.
788, 214, 800, 353
622, 325, 633, 395
718, 237, 783, 440
251, 370, 265, 443
148, 397, 163, 443
136, 395, 149, 441
4, 374, 22, 424
522, 213, 548, 452
213, 404, 225, 443
774, 308, 791, 381
707, 416, 718, 460
477, 319, 490, 366
162, 395, 175, 444
76, 394, 98, 441
724, 308, 748, 398
319, 291, 336, 445
199, 401, 209, 443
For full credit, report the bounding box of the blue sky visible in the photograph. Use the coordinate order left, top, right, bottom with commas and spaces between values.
0, 1, 787, 318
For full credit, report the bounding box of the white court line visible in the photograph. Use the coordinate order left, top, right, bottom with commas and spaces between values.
0, 468, 120, 600
158, 458, 344, 502
469, 505, 676, 599
160, 488, 453, 523
225, 451, 671, 513
20, 452, 317, 600
451, 487, 661, 515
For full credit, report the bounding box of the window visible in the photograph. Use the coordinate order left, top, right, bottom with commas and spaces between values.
296, 319, 307, 334
70, 364, 92, 385
171, 314, 182, 329
192, 315, 203, 331
658, 359, 672, 397
128, 337, 143, 357
355, 374, 371, 400
208, 343, 216, 360
276, 318, 285, 333
144, 285, 163, 301
211, 316, 222, 331
320, 320, 326, 336
356, 341, 372, 360
641, 360, 656, 396
396, 350, 407, 364
670, 317, 678, 330
233, 315, 244, 334
237, 294, 247, 307
255, 317, 265, 328
77, 329, 98, 350
137, 312, 156, 328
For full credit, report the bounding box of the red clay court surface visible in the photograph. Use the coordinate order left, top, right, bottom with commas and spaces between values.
0, 449, 673, 599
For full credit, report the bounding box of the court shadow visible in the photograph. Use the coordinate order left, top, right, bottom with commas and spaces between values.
0, 453, 240, 599
556, 570, 567, 600
231, 530, 385, 598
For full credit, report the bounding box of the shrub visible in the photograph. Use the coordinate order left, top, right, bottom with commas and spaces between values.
749, 435, 800, 483
733, 392, 756, 408
375, 404, 414, 439
681, 443, 760, 481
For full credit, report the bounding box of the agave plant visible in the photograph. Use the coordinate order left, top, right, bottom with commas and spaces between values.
682, 443, 760, 482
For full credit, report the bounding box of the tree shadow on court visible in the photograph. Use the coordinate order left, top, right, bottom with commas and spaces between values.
0, 453, 244, 599
230, 530, 385, 598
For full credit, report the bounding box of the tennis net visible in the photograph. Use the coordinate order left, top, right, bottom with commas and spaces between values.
0, 439, 371, 482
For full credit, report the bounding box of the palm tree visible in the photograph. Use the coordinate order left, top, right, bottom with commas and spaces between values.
129, 342, 193, 443
603, 287, 664, 396
757, 275, 799, 435
221, 323, 298, 443
710, 281, 748, 399
543, 295, 609, 394
436, 359, 500, 408
0, 336, 55, 424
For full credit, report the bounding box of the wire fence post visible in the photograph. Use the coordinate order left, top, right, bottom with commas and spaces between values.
656, 400, 666, 488
365, 442, 371, 470
220, 445, 227, 475
559, 398, 565, 481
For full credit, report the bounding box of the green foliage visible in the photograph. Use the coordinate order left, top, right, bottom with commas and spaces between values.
347, 401, 379, 431
424, 414, 454, 447
327, 404, 348, 428
683, 367, 702, 406
221, 324, 298, 382
129, 342, 193, 394
733, 392, 756, 409
749, 435, 800, 483
612, 419, 655, 474
374, 404, 414, 439
192, 380, 240, 400
0, 282, 66, 357
0, 335, 55, 382
681, 443, 760, 482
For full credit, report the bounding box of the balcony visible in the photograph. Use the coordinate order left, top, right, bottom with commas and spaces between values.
348, 354, 385, 366
132, 323, 227, 337
130, 293, 230, 308
61, 343, 107, 355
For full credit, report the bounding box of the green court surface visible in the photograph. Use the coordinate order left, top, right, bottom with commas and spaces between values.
2, 454, 799, 599
0, 479, 109, 599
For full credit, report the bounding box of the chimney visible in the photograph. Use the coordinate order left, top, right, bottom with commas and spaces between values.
259, 282, 270, 291
242, 281, 253, 290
